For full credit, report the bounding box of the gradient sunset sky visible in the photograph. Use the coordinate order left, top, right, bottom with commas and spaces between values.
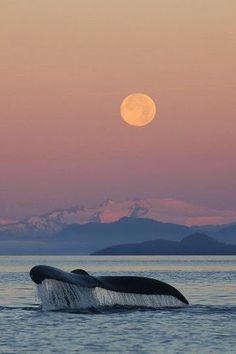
1, 0, 236, 219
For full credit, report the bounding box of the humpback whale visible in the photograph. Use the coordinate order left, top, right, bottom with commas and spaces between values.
30, 265, 189, 310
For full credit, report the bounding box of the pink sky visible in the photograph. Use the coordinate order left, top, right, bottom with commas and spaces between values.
0, 1, 236, 219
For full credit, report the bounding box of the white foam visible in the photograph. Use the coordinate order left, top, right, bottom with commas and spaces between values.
36, 279, 186, 311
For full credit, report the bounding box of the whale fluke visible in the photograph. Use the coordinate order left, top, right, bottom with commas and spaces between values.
30, 265, 189, 310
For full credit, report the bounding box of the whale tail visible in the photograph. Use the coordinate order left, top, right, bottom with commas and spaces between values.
30, 265, 189, 310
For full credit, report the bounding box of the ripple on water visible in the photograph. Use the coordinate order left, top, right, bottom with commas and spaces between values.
0, 255, 236, 354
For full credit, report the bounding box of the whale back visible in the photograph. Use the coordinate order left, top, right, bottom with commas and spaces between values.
71, 269, 90, 275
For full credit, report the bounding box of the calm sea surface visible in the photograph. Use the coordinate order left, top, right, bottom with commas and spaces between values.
0, 255, 236, 354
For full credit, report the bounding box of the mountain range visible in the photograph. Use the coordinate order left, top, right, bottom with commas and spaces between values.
0, 198, 236, 254
1, 197, 236, 237
0, 216, 235, 255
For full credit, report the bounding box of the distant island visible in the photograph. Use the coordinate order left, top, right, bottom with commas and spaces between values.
92, 233, 236, 255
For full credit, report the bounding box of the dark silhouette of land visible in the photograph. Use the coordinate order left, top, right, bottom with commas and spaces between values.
92, 233, 236, 255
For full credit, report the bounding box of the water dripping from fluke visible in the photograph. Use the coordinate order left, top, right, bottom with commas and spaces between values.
30, 265, 189, 312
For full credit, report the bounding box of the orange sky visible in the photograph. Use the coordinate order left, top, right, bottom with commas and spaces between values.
0, 0, 236, 219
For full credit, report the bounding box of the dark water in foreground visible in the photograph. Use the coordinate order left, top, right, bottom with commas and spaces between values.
0, 256, 236, 353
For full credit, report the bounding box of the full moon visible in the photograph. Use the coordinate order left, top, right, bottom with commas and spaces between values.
120, 93, 156, 127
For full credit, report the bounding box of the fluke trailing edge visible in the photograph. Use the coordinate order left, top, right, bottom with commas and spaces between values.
30, 265, 189, 310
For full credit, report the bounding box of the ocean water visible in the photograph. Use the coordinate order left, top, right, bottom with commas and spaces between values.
0, 256, 236, 354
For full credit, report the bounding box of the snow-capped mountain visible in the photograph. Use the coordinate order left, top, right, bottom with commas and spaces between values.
1, 198, 236, 237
